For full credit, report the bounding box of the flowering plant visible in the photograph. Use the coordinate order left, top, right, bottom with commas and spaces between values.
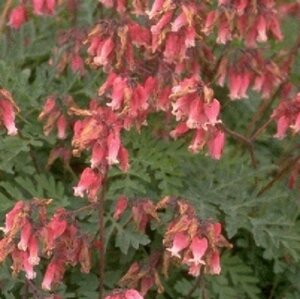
0, 0, 299, 298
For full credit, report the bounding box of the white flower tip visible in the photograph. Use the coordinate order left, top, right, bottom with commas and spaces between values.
73, 187, 84, 197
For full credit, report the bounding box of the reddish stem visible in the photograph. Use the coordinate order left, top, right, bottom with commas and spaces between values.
98, 172, 108, 299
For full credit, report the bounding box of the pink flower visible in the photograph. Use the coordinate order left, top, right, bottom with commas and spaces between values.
42, 210, 67, 252
57, 115, 68, 139
188, 262, 202, 277
91, 143, 106, 168
106, 131, 121, 165
184, 26, 196, 48
151, 11, 174, 51
217, 17, 231, 44
228, 71, 242, 100
0, 98, 18, 135
268, 15, 283, 41
170, 122, 189, 139
73, 168, 103, 201
257, 15, 267, 42
129, 23, 151, 48
105, 289, 144, 299
118, 145, 129, 172
4, 201, 24, 233
22, 251, 37, 279
107, 76, 127, 110
274, 115, 289, 139
171, 13, 187, 32
18, 221, 32, 251
38, 96, 57, 120
163, 33, 181, 63
166, 232, 190, 258
188, 237, 208, 265
188, 129, 205, 153
12, 250, 36, 279
125, 289, 144, 299
8, 5, 28, 30
42, 259, 62, 290
71, 54, 85, 75
239, 72, 251, 99
291, 113, 300, 133
116, 0, 126, 13
207, 250, 221, 275
172, 96, 191, 121
87, 36, 103, 57
186, 98, 206, 129
114, 196, 128, 220
208, 130, 225, 160
156, 87, 171, 111
204, 99, 221, 126
203, 11, 218, 35
28, 235, 40, 265
32, 0, 56, 15
93, 37, 114, 67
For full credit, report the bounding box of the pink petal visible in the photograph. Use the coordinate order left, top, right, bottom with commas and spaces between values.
208, 130, 225, 160
166, 232, 190, 258
204, 99, 221, 125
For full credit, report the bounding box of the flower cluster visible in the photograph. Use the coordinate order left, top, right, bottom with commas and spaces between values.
216, 50, 287, 100
271, 92, 300, 139
50, 28, 86, 76
113, 195, 128, 220
169, 77, 224, 159
70, 100, 129, 201
8, 0, 57, 30
83, 1, 226, 161
159, 197, 231, 277
114, 196, 231, 295
0, 199, 91, 291
119, 253, 163, 296
38, 95, 71, 139
0, 89, 19, 136
204, 0, 283, 47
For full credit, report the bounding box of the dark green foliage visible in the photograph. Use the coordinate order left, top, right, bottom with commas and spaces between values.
0, 1, 299, 299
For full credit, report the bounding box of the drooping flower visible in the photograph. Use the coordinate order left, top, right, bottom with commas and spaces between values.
41, 209, 67, 252
0, 89, 19, 136
32, 0, 57, 15
204, 99, 221, 126
107, 130, 121, 165
207, 250, 221, 275
4, 201, 25, 234
42, 258, 64, 290
105, 289, 144, 299
166, 232, 190, 258
73, 168, 103, 201
11, 250, 36, 280
114, 196, 128, 220
70, 53, 85, 75
17, 221, 32, 251
8, 5, 28, 29
207, 130, 225, 160
57, 114, 68, 139
125, 289, 144, 299
93, 37, 115, 67
188, 262, 202, 277
188, 237, 208, 265
28, 235, 40, 265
